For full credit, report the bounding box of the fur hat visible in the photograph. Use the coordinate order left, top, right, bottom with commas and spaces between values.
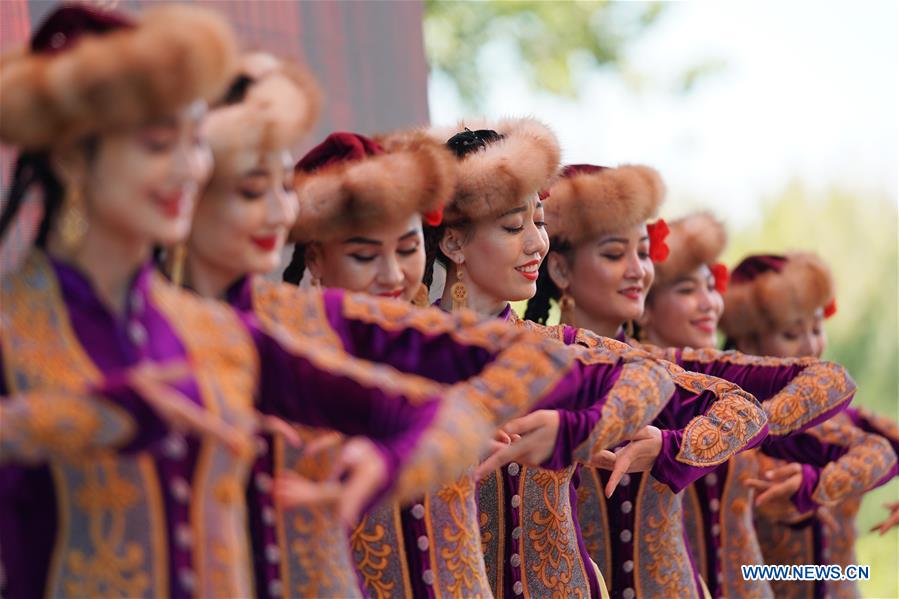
653, 212, 728, 287
290, 131, 455, 242
204, 53, 321, 184
720, 252, 836, 339
428, 117, 561, 223
544, 163, 666, 245
0, 3, 239, 150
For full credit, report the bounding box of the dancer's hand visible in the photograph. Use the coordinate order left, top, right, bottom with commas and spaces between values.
870, 501, 899, 535
474, 410, 560, 480
592, 426, 662, 497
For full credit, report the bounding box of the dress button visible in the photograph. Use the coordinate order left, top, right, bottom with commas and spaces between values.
418, 536, 430, 551
178, 568, 196, 592
175, 524, 193, 549
266, 544, 280, 564
130, 290, 144, 314
256, 472, 273, 493
411, 504, 426, 519
620, 529, 632, 543
705, 473, 718, 486
262, 506, 276, 526
513, 581, 524, 595
621, 500, 633, 514
508, 463, 521, 476
712, 524, 721, 536
162, 433, 187, 460
510, 553, 521, 568
512, 526, 523, 539
269, 579, 283, 597
170, 477, 191, 503
423, 570, 435, 585
620, 474, 631, 487
623, 560, 634, 573
511, 494, 521, 508
623, 588, 635, 599
710, 499, 720, 512
127, 321, 147, 346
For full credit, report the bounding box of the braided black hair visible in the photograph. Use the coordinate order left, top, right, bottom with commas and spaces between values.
523, 237, 573, 325
1, 152, 66, 250
282, 242, 307, 285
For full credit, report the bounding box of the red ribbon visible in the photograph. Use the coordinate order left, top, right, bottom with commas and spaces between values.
710, 263, 729, 294
647, 219, 670, 263
824, 298, 837, 319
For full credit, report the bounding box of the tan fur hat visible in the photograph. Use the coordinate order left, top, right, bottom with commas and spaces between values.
720, 252, 836, 339
290, 130, 456, 243
653, 212, 728, 287
204, 53, 321, 184
0, 3, 239, 150
430, 117, 561, 223
543, 163, 666, 245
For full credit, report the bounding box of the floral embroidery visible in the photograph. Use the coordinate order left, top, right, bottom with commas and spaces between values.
350, 511, 402, 599
635, 477, 698, 597
677, 387, 766, 466
434, 473, 488, 597
523, 466, 587, 599
252, 279, 344, 350
477, 471, 503, 594
575, 468, 612, 586
808, 415, 897, 506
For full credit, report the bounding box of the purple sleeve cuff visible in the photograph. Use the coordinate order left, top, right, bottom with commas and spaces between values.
790, 463, 821, 513
541, 408, 597, 470
651, 429, 717, 493
91, 372, 168, 451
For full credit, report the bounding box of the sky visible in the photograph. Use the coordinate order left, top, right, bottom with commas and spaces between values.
428, 0, 898, 225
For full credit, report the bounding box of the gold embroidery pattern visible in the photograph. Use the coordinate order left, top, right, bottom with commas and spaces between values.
808, 415, 897, 506
0, 391, 135, 461
634, 477, 698, 598
477, 470, 503, 596
680, 484, 708, 583
277, 427, 361, 598
253, 283, 443, 406
152, 276, 258, 598
762, 361, 856, 436
432, 472, 491, 597
350, 508, 405, 599
720, 451, 773, 598
575, 468, 612, 587
853, 406, 899, 443
2, 252, 167, 597
754, 507, 814, 599
677, 385, 766, 466
521, 466, 588, 599
826, 496, 863, 599
572, 355, 676, 464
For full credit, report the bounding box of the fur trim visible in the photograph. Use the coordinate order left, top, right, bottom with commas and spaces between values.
0, 4, 238, 149
653, 212, 728, 286
720, 252, 835, 338
204, 53, 321, 183
544, 164, 666, 244
428, 117, 561, 222
291, 131, 456, 242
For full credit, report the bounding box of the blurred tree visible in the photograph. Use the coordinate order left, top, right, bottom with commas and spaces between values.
424, 1, 721, 109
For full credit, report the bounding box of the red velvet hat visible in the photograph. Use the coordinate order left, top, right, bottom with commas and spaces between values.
0, 2, 238, 150
720, 252, 836, 339
291, 131, 454, 243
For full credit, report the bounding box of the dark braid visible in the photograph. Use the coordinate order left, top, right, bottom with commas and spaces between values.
524, 238, 572, 325
422, 222, 446, 289
282, 242, 307, 285
0, 152, 65, 249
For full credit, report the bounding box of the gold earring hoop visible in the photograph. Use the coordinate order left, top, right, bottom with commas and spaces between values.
169, 244, 187, 287
559, 290, 576, 325
412, 282, 430, 308
58, 185, 88, 250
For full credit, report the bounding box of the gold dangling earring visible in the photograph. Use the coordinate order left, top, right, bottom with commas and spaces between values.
559, 290, 576, 325
169, 244, 187, 287
310, 274, 321, 288
450, 267, 468, 312
412, 282, 430, 308
625, 320, 636, 341
58, 185, 88, 250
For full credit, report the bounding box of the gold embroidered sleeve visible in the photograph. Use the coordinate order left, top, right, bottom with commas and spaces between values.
852, 406, 899, 446
673, 373, 768, 467
0, 391, 136, 463
808, 418, 898, 506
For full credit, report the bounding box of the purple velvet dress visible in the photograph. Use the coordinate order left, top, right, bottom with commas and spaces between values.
0, 253, 483, 599
244, 282, 683, 598
754, 407, 898, 599
576, 340, 777, 599
632, 345, 859, 599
